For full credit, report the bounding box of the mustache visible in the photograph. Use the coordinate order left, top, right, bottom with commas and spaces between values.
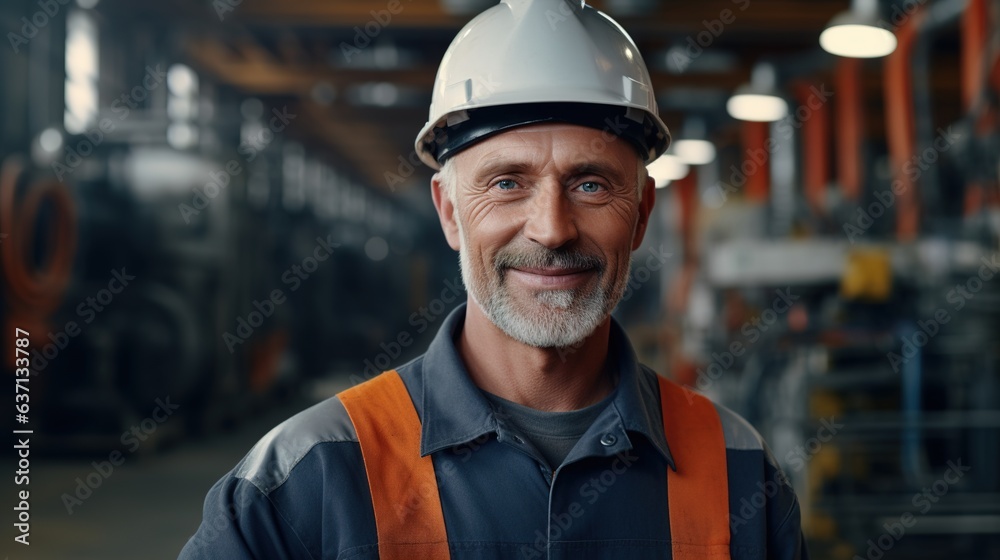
494, 246, 604, 273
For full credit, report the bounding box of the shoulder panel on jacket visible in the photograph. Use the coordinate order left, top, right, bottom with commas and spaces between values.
713, 402, 765, 451
235, 395, 357, 494
393, 355, 423, 380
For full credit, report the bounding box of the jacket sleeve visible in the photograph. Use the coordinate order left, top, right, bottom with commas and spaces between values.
767, 490, 809, 560
765, 451, 810, 560
713, 401, 811, 560
177, 470, 312, 560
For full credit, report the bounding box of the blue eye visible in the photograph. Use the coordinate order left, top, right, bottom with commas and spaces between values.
495, 179, 517, 190
578, 181, 603, 193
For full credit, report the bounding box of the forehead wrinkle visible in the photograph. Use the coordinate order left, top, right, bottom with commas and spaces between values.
452, 123, 641, 190
562, 160, 629, 185
459, 141, 551, 185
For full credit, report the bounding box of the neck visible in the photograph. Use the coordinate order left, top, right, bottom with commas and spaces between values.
457, 299, 615, 412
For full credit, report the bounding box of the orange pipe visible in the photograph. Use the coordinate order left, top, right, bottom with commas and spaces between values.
989, 18, 1000, 211
19, 180, 77, 307
988, 2, 1000, 211
993, 49, 1000, 93
676, 169, 698, 264
795, 81, 831, 214
962, 0, 990, 216
836, 58, 864, 202
248, 330, 288, 393
963, 183, 985, 217
962, 0, 988, 110
0, 158, 77, 315
884, 6, 926, 241
741, 121, 770, 202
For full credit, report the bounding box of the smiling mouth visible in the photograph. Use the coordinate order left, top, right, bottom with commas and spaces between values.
512, 266, 592, 275
505, 266, 597, 289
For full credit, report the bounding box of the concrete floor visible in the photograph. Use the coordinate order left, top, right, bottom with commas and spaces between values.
2, 393, 327, 560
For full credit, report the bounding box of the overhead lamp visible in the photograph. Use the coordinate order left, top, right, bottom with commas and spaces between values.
673, 117, 716, 165
38, 127, 64, 153
674, 140, 716, 165
726, 62, 788, 122
647, 154, 689, 189
820, 0, 897, 58
167, 64, 197, 96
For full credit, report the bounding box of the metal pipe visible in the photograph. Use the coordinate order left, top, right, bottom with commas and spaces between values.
961, 0, 989, 217
836, 58, 864, 203
884, 4, 926, 241
676, 168, 699, 263
741, 120, 770, 203
796, 81, 831, 215
900, 322, 927, 486
962, 0, 988, 110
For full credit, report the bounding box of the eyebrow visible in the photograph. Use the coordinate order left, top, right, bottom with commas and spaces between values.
471, 159, 629, 185
565, 162, 628, 185
471, 158, 534, 184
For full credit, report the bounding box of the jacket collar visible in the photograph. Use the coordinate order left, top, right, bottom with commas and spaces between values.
417, 303, 675, 470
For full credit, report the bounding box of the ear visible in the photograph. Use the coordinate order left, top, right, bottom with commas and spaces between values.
631, 175, 656, 251
431, 173, 462, 251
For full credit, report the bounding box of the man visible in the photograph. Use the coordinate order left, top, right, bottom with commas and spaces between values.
180, 1, 808, 558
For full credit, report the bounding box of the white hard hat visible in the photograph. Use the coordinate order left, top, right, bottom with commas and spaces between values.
414, 0, 670, 170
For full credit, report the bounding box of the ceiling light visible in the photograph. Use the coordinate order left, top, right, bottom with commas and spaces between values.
726, 93, 787, 122
167, 64, 198, 96
726, 62, 788, 122
820, 0, 897, 58
648, 154, 689, 188
673, 117, 716, 165
167, 123, 198, 149
38, 128, 64, 153
674, 140, 717, 166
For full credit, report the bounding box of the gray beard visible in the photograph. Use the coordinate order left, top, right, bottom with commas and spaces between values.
457, 220, 632, 349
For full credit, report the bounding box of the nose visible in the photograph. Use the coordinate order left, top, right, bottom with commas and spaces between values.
522, 181, 578, 250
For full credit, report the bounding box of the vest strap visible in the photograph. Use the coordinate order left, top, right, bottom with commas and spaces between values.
341, 371, 730, 559
339, 371, 451, 560
658, 375, 732, 559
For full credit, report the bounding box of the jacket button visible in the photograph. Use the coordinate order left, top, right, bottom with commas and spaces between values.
600, 433, 617, 446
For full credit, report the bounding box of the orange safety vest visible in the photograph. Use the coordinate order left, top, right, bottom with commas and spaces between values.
338, 370, 731, 560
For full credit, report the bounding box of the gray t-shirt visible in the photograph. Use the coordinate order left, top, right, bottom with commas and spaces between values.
482, 390, 614, 471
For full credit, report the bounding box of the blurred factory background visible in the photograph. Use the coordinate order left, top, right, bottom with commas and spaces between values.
0, 0, 998, 558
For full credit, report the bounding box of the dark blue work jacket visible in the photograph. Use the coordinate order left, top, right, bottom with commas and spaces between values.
179, 304, 808, 559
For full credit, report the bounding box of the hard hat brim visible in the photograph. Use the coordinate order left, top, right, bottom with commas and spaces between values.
417, 102, 670, 170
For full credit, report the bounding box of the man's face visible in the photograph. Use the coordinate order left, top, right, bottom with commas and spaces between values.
433, 123, 655, 348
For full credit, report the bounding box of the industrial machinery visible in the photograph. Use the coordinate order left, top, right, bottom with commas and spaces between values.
0, 2, 448, 452
659, 1, 1000, 557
